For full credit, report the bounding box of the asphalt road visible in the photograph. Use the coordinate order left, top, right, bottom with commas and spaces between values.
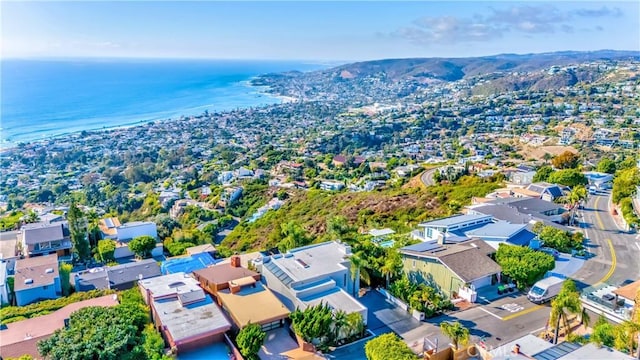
386, 190, 640, 354
572, 191, 640, 288
420, 168, 437, 187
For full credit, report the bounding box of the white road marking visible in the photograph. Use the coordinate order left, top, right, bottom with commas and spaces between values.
501, 303, 525, 313
635, 242, 640, 251
479, 307, 503, 320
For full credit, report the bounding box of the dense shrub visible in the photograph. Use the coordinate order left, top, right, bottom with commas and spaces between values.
1, 290, 115, 324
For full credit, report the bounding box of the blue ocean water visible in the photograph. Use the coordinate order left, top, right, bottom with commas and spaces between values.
1, 59, 322, 147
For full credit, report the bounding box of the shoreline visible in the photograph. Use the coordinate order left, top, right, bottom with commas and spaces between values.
0, 81, 289, 152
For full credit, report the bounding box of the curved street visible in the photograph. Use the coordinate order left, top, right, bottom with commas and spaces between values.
420, 168, 437, 187
572, 191, 640, 288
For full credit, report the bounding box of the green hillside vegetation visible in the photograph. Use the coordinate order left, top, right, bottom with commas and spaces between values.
220, 175, 501, 253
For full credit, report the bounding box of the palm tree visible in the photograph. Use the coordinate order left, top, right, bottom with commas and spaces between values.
380, 251, 401, 289
543, 152, 554, 165
619, 320, 640, 357
348, 252, 370, 297
567, 185, 588, 225
440, 321, 470, 351
550, 280, 583, 344
579, 307, 591, 331
86, 210, 101, 248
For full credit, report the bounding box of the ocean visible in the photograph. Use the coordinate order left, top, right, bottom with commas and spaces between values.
1, 59, 324, 147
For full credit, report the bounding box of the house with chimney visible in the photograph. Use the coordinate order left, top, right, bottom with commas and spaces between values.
138, 272, 231, 354
14, 254, 62, 306
195, 255, 289, 331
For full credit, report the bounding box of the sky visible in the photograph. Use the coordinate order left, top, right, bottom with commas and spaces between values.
2, 1, 639, 61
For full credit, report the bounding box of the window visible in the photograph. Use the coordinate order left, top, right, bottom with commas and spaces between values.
426, 228, 433, 238
412, 260, 416, 268
343, 274, 347, 287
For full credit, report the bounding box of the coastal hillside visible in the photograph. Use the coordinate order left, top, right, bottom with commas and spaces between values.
252, 50, 640, 99
219, 176, 501, 253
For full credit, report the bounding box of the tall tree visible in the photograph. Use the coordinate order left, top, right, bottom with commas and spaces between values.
596, 158, 617, 174
380, 251, 402, 289
129, 235, 156, 259
349, 252, 370, 296
278, 221, 309, 252
440, 321, 470, 350
59, 263, 73, 296
547, 169, 588, 187
86, 210, 101, 248
67, 202, 90, 262
551, 151, 579, 169
550, 279, 583, 344
96, 239, 116, 263
533, 166, 554, 183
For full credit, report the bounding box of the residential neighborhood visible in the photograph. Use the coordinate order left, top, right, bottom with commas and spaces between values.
1, 33, 640, 360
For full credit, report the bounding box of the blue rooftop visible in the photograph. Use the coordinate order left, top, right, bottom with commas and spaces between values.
161, 252, 217, 275
506, 229, 537, 247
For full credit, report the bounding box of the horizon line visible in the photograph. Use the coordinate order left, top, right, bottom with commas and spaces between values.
2, 48, 639, 63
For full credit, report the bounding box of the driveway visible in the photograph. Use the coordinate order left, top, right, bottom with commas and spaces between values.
259, 327, 325, 360
358, 289, 422, 336
551, 254, 585, 278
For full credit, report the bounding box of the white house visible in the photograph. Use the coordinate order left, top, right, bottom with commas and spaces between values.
98, 218, 161, 259
258, 241, 367, 325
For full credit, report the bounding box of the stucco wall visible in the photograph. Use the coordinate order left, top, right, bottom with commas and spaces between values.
117, 223, 157, 241
16, 284, 59, 306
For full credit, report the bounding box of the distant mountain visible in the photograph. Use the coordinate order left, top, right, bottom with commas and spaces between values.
253, 50, 640, 99
325, 50, 640, 82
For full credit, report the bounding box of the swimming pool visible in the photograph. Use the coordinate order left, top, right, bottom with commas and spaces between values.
178, 342, 231, 360
378, 240, 395, 248
161, 252, 217, 274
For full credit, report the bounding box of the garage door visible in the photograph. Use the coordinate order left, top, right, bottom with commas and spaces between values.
472, 276, 492, 289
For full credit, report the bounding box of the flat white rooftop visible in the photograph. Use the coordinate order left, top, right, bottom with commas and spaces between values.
300, 287, 366, 319
265, 241, 351, 284
139, 272, 201, 299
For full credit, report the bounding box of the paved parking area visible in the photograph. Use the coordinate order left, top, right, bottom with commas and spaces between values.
553, 254, 585, 278
259, 327, 325, 360
358, 289, 422, 336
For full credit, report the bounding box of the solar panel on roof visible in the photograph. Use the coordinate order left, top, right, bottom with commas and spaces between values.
404, 242, 444, 252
